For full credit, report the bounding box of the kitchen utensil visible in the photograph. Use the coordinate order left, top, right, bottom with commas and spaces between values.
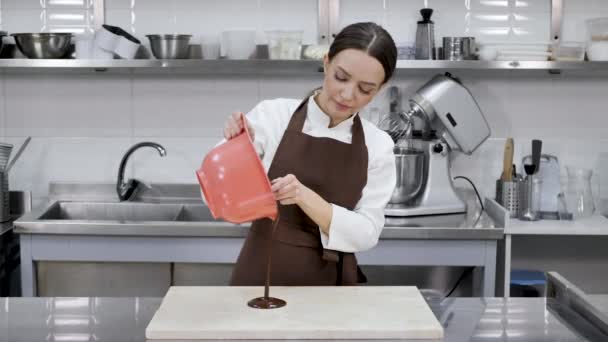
5, 137, 31, 173
196, 116, 277, 224
519, 175, 542, 221
442, 37, 476, 61
565, 166, 595, 219
522, 154, 560, 212
501, 138, 514, 181
221, 30, 256, 60
0, 142, 12, 170
147, 34, 192, 59
12, 33, 72, 59
557, 192, 570, 220
531, 140, 542, 174
586, 18, 608, 61
524, 163, 536, 175
496, 178, 521, 218
389, 147, 425, 204
266, 30, 303, 60
146, 286, 443, 340
415, 8, 435, 60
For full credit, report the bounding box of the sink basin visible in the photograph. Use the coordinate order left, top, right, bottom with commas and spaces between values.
174, 204, 217, 222
14, 200, 241, 236
40, 201, 183, 221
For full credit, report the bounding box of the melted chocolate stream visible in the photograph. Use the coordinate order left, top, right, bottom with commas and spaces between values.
247, 216, 286, 309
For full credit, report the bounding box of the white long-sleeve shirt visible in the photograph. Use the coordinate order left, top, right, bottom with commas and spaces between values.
205, 96, 396, 253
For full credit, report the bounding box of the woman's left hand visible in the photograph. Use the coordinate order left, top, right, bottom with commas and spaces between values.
271, 174, 309, 205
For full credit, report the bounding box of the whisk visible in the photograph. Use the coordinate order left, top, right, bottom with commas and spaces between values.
378, 111, 414, 144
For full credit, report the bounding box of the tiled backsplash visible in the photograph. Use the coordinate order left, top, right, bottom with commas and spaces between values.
1, 1, 608, 207
3, 70, 608, 208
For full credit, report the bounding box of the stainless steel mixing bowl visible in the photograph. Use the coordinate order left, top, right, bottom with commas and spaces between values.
12, 33, 73, 59
146, 34, 192, 59
389, 147, 426, 204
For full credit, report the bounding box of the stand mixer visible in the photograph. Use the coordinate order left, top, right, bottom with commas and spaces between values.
383, 73, 490, 217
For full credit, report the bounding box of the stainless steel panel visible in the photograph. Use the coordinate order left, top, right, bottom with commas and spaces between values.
1, 59, 607, 71
174, 204, 218, 222
552, 0, 564, 44
36, 261, 171, 297
39, 202, 182, 221
173, 263, 235, 286
3, 296, 608, 341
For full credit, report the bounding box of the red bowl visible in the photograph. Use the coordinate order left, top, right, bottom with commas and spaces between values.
196, 117, 277, 224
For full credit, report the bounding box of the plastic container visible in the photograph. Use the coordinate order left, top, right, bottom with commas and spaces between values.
266, 30, 303, 60
586, 18, 608, 61
221, 30, 256, 60
196, 117, 277, 224
565, 167, 595, 219
553, 41, 586, 61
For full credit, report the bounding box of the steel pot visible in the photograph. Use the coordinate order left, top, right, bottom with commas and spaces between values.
389, 147, 426, 204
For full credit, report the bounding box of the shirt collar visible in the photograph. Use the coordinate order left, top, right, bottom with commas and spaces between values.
308, 94, 357, 131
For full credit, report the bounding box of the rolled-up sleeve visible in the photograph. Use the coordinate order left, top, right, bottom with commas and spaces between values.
319, 133, 396, 252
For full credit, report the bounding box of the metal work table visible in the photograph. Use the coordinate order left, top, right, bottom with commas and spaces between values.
14, 183, 504, 297
0, 295, 605, 342
501, 215, 608, 297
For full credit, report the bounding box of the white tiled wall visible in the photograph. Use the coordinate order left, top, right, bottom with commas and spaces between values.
1, 0, 608, 208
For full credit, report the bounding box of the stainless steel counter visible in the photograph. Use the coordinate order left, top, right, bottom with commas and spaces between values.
0, 296, 604, 342
14, 183, 504, 241
14, 218, 503, 240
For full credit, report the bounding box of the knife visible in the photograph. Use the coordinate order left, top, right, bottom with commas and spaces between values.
502, 138, 514, 181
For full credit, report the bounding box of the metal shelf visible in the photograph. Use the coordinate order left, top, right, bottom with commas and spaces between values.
1, 59, 608, 73
396, 60, 608, 70
0, 59, 324, 74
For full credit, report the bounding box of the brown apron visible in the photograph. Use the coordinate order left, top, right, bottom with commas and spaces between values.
230, 97, 369, 286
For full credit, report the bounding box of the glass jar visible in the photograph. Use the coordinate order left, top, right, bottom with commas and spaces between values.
565, 167, 595, 219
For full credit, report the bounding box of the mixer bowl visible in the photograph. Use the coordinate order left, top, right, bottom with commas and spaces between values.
389, 147, 426, 204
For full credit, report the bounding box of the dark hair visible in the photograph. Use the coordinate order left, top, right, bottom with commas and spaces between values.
328, 22, 397, 84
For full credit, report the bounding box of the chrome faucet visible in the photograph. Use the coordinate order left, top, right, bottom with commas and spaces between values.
117, 142, 166, 201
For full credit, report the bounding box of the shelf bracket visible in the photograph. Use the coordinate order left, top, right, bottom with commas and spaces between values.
318, 0, 331, 45
93, 0, 105, 30
551, 0, 563, 45
318, 0, 340, 45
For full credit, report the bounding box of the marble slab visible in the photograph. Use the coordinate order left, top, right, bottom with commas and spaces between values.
145, 286, 444, 340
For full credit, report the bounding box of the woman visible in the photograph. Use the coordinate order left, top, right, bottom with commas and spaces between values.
222, 22, 397, 286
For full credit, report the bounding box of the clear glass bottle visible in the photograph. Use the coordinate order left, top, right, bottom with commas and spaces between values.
565, 167, 595, 219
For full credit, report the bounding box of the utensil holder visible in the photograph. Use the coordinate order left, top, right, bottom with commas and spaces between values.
519, 175, 542, 221
496, 179, 520, 218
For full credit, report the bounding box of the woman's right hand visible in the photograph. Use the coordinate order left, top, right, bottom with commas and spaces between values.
223, 112, 255, 141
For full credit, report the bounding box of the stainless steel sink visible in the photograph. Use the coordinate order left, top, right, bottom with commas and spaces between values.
40, 201, 183, 221
174, 204, 216, 222
13, 200, 239, 236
